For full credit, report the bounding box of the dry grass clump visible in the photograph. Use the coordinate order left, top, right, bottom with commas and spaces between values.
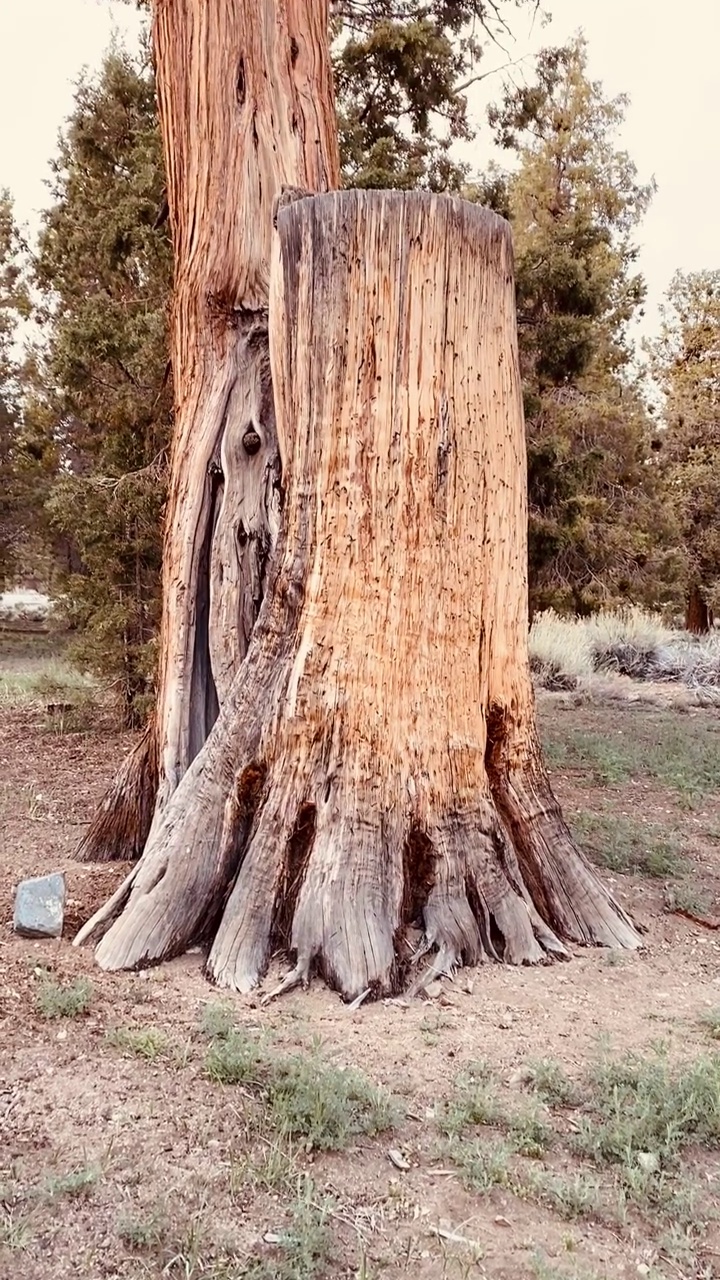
529, 611, 593, 690
530, 607, 720, 695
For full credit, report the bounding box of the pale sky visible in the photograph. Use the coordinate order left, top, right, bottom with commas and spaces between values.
0, 0, 718, 346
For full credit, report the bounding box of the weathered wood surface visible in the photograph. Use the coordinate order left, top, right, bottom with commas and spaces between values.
76, 0, 339, 861
76, 192, 639, 997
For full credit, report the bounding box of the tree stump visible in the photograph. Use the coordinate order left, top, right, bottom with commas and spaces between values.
75, 191, 639, 998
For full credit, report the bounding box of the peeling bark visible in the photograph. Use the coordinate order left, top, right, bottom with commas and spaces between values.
208, 315, 281, 704
74, 723, 158, 864
152, 0, 339, 804
76, 191, 639, 998
75, 0, 339, 861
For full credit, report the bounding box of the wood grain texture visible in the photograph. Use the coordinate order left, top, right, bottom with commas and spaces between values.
78, 192, 639, 997
153, 0, 339, 801
78, 0, 340, 864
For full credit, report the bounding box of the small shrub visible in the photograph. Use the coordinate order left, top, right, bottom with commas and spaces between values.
199, 1001, 236, 1040
44, 1165, 99, 1199
266, 1054, 397, 1151
0, 1207, 32, 1251
522, 1168, 602, 1219
530, 657, 580, 692
584, 607, 670, 678
234, 1132, 298, 1193
657, 634, 720, 689
529, 611, 593, 689
523, 1059, 578, 1106
664, 882, 714, 917
440, 1064, 551, 1154
206, 1028, 263, 1085
507, 1107, 553, 1157
205, 1026, 398, 1151
35, 976, 92, 1020
437, 1062, 500, 1135
106, 1027, 169, 1060
117, 1209, 167, 1250
576, 1047, 720, 1172
657, 1221, 708, 1271
242, 1177, 333, 1280
445, 1136, 512, 1192
701, 1009, 720, 1040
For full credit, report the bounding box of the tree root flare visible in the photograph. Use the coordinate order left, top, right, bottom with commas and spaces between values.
259, 960, 311, 1004
76, 756, 640, 1000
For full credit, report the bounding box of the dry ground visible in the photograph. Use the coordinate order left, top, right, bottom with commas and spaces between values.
2, 639, 720, 1280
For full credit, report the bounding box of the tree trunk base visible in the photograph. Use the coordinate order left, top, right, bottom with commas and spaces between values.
74, 614, 639, 1002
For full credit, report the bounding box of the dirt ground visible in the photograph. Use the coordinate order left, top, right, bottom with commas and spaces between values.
2, 687, 720, 1280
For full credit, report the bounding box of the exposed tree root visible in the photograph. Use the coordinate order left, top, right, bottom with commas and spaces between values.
208, 781, 298, 993
260, 961, 310, 1004
488, 747, 640, 951
73, 723, 158, 863
75, 687, 639, 999
75, 714, 640, 998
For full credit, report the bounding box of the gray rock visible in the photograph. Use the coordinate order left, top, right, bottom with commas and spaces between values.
13, 873, 66, 938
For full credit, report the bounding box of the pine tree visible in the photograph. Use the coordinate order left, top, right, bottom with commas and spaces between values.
31, 43, 172, 720
333, 0, 530, 189
479, 37, 678, 614
649, 270, 720, 630
0, 193, 36, 586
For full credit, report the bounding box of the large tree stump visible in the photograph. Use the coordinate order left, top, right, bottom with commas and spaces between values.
75, 191, 639, 998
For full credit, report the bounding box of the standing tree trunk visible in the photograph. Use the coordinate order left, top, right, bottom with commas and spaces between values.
76, 191, 639, 999
75, 0, 339, 861
686, 583, 712, 635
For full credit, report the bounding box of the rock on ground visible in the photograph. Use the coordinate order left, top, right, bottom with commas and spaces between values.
13, 872, 66, 938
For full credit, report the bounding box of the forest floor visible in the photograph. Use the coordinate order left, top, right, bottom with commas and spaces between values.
2, 634, 720, 1280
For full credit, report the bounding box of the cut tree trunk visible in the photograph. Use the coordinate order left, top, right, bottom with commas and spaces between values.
75, 191, 640, 999
75, 0, 339, 861
686, 583, 713, 635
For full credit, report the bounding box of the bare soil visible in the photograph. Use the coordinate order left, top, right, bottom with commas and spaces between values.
2, 693, 720, 1279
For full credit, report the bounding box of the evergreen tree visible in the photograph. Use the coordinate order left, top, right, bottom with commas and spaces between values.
333, 0, 532, 189
649, 270, 720, 630
0, 193, 36, 586
478, 37, 679, 613
31, 43, 172, 720
28, 1, 536, 711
